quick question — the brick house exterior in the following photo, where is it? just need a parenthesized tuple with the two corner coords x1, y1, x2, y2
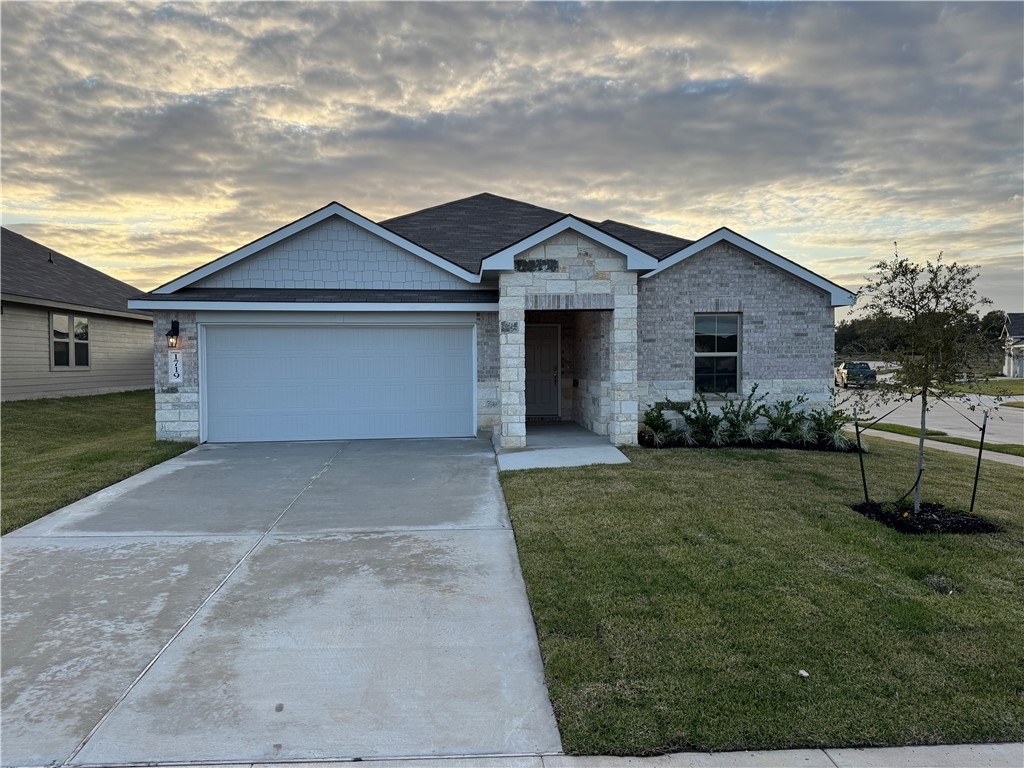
(130, 195, 854, 447)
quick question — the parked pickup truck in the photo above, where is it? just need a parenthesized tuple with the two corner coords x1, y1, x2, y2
(835, 361, 877, 388)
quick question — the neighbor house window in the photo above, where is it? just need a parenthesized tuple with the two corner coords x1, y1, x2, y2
(51, 313, 89, 369)
(694, 314, 739, 394)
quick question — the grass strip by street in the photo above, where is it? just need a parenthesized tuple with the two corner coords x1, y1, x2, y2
(926, 435, 1024, 457)
(1, 390, 195, 534)
(1000, 401, 1024, 409)
(946, 379, 1024, 397)
(861, 423, 1023, 458)
(501, 440, 1024, 755)
(863, 423, 947, 438)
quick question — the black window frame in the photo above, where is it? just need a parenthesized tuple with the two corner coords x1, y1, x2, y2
(694, 313, 740, 395)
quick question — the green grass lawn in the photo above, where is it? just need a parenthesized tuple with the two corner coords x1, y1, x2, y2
(947, 378, 1024, 397)
(1, 390, 195, 534)
(501, 441, 1024, 755)
(1001, 401, 1024, 409)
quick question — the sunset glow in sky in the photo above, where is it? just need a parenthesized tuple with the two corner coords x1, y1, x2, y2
(2, 1, 1022, 313)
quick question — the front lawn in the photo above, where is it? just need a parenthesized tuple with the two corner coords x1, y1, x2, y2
(1, 390, 195, 534)
(501, 440, 1024, 755)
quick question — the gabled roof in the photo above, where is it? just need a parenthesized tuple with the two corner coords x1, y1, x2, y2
(1, 227, 150, 318)
(1003, 313, 1024, 339)
(381, 193, 568, 272)
(141, 193, 853, 305)
(587, 219, 693, 259)
(152, 201, 480, 294)
(642, 226, 856, 307)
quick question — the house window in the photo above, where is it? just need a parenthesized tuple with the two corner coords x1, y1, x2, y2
(694, 314, 739, 394)
(52, 313, 89, 369)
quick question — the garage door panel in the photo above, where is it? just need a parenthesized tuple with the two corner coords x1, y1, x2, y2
(204, 325, 474, 442)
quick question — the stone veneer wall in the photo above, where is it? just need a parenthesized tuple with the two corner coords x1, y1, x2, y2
(476, 312, 501, 430)
(498, 233, 638, 449)
(152, 310, 201, 442)
(195, 217, 474, 291)
(572, 311, 612, 434)
(637, 242, 834, 409)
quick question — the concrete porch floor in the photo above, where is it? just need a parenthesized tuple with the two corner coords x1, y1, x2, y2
(495, 422, 631, 471)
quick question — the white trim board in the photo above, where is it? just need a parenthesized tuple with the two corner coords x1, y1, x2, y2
(641, 228, 856, 307)
(153, 202, 480, 293)
(479, 217, 659, 272)
(129, 300, 498, 312)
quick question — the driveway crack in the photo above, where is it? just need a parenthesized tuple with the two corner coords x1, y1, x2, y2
(59, 443, 349, 767)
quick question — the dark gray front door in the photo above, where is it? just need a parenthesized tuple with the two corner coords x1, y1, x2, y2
(525, 324, 560, 417)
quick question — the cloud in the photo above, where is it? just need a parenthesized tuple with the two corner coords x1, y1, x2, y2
(1, 1, 1020, 313)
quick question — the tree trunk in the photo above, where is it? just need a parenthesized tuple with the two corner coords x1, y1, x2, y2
(915, 388, 927, 515)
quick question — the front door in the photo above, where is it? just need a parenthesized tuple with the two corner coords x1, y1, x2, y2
(526, 324, 560, 417)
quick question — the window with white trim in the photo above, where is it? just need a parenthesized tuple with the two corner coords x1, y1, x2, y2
(694, 313, 739, 394)
(51, 313, 89, 369)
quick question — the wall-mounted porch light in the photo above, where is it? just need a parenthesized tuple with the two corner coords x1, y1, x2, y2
(166, 320, 180, 349)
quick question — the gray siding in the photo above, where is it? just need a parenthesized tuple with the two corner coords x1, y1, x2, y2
(1, 301, 153, 400)
(194, 216, 476, 291)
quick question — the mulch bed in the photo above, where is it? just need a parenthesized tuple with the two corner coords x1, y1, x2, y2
(851, 501, 1003, 535)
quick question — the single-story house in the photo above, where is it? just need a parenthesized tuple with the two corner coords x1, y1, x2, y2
(128, 193, 855, 447)
(1, 227, 153, 401)
(1001, 313, 1024, 378)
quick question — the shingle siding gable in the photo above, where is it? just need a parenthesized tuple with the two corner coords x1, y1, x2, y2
(194, 216, 476, 291)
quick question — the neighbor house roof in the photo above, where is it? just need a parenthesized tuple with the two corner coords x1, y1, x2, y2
(1003, 312, 1024, 340)
(1, 227, 150, 319)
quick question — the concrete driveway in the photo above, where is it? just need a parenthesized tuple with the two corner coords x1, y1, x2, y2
(1, 439, 561, 767)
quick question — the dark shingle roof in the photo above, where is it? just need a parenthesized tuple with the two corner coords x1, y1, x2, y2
(2, 227, 147, 315)
(139, 288, 498, 304)
(379, 193, 694, 272)
(588, 219, 692, 259)
(380, 193, 568, 272)
(1005, 313, 1024, 338)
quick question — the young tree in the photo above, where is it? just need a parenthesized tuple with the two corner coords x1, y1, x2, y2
(855, 244, 996, 514)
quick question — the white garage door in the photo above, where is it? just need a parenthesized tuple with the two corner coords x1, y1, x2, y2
(203, 324, 474, 442)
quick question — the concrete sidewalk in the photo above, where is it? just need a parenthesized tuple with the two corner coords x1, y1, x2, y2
(859, 428, 1023, 468)
(90, 742, 1023, 768)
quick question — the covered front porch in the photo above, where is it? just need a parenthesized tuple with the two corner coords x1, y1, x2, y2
(496, 304, 638, 450)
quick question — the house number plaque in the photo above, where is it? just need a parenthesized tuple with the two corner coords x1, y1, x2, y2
(168, 350, 183, 385)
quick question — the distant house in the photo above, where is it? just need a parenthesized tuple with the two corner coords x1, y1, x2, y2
(1002, 313, 1024, 379)
(1, 228, 153, 400)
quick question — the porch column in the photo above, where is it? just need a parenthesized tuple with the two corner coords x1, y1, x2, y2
(498, 297, 527, 449)
(609, 291, 639, 446)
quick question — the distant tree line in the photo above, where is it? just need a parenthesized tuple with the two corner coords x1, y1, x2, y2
(836, 309, 1008, 358)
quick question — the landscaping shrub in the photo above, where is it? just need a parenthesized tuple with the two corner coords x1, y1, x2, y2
(639, 390, 857, 452)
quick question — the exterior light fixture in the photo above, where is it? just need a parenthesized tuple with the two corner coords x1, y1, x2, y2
(166, 320, 180, 349)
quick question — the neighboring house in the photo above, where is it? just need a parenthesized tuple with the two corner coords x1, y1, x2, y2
(1, 228, 153, 400)
(1001, 313, 1024, 378)
(128, 193, 855, 447)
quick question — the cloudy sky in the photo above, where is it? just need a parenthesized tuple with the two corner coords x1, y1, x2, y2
(2, 1, 1022, 312)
